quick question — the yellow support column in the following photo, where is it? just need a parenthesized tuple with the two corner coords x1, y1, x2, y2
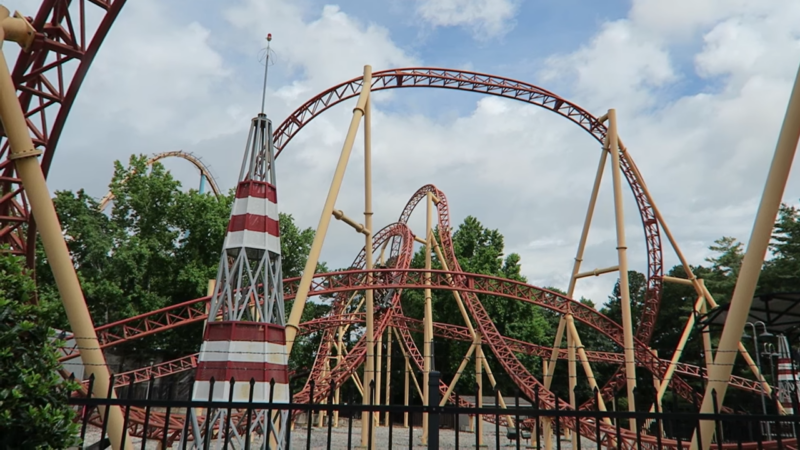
(375, 331, 383, 426)
(384, 328, 393, 426)
(284, 65, 372, 353)
(403, 353, 410, 428)
(476, 337, 484, 447)
(421, 191, 434, 445)
(607, 109, 638, 429)
(360, 77, 376, 449)
(693, 59, 800, 450)
(568, 316, 577, 446)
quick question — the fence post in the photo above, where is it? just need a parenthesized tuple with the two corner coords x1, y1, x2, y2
(428, 371, 440, 450)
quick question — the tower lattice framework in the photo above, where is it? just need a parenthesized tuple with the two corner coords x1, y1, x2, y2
(183, 112, 290, 449)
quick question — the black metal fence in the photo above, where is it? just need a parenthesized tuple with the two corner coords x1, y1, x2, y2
(67, 371, 800, 450)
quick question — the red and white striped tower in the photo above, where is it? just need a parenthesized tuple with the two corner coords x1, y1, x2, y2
(184, 34, 289, 449)
(776, 335, 799, 414)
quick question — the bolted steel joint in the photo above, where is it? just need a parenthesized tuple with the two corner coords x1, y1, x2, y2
(6, 145, 42, 160)
(0, 6, 35, 51)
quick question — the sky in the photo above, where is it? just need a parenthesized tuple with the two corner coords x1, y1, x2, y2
(4, 0, 800, 306)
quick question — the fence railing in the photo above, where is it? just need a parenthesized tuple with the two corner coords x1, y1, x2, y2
(67, 371, 800, 450)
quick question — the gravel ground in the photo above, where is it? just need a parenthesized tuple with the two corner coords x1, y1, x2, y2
(73, 422, 600, 449)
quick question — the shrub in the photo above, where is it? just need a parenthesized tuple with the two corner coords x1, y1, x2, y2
(0, 250, 79, 449)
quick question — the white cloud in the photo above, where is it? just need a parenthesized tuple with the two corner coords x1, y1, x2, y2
(695, 19, 766, 80)
(540, 19, 676, 113)
(82, 0, 238, 140)
(414, 0, 520, 39)
(223, 0, 418, 97)
(628, 0, 794, 41)
(42, 0, 419, 193)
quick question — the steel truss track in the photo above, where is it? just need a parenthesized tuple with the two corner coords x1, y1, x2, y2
(292, 222, 413, 406)
(61, 187, 742, 448)
(272, 68, 663, 351)
(271, 68, 665, 414)
(98, 313, 763, 395)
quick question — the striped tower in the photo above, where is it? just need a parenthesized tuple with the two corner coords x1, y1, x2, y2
(776, 335, 799, 414)
(183, 111, 290, 449)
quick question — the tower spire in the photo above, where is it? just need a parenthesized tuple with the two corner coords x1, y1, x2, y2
(260, 33, 273, 116)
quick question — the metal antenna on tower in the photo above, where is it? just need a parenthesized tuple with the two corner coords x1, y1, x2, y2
(260, 33, 273, 115)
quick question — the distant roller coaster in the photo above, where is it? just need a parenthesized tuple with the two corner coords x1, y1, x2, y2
(97, 150, 221, 211)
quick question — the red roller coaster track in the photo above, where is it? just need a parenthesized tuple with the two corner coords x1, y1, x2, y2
(271, 67, 664, 347)
(0, 4, 772, 447)
(59, 178, 727, 441)
(0, 17, 669, 415)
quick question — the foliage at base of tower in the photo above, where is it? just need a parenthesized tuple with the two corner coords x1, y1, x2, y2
(0, 250, 79, 449)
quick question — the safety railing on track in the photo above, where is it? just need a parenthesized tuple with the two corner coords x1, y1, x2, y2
(66, 371, 800, 450)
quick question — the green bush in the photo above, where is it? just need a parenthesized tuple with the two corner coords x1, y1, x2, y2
(0, 250, 79, 449)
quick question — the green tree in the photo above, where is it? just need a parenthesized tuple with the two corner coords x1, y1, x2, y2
(602, 270, 649, 332)
(0, 249, 79, 449)
(35, 155, 233, 360)
(760, 204, 800, 293)
(279, 212, 322, 279)
(703, 236, 745, 302)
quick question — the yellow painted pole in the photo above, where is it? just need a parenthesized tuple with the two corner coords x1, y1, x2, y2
(439, 343, 476, 406)
(565, 315, 611, 422)
(476, 345, 514, 427)
(652, 295, 704, 410)
(607, 109, 637, 429)
(568, 325, 577, 445)
(421, 191, 434, 444)
(361, 85, 376, 448)
(544, 148, 606, 449)
(475, 337, 484, 446)
(375, 331, 383, 426)
(699, 299, 714, 385)
(693, 59, 800, 450)
(403, 353, 410, 428)
(384, 328, 393, 426)
(284, 65, 372, 354)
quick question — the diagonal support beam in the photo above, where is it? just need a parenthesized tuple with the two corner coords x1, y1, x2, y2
(692, 59, 800, 450)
